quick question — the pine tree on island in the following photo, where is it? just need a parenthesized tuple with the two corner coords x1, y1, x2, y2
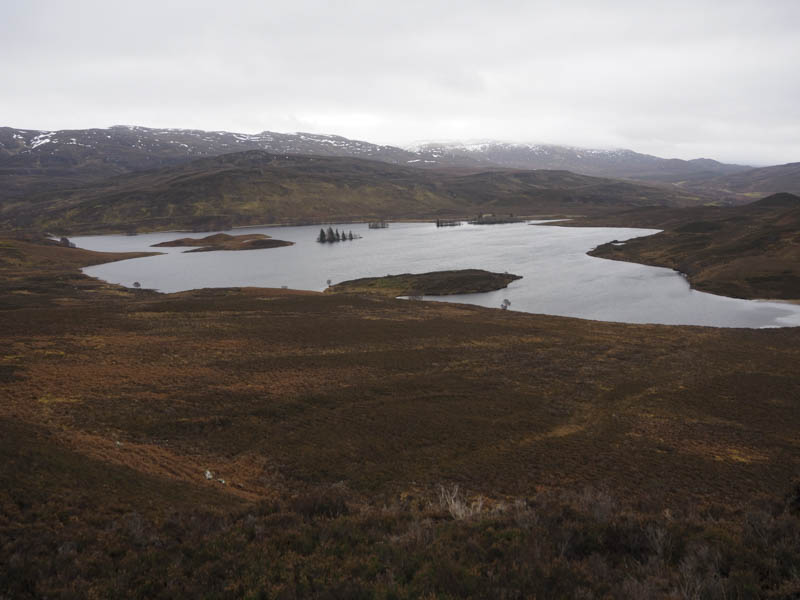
(317, 226, 360, 243)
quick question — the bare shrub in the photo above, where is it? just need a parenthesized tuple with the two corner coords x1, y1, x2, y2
(645, 524, 671, 561)
(677, 554, 703, 600)
(513, 498, 539, 529)
(620, 576, 663, 598)
(576, 486, 617, 522)
(557, 528, 572, 558)
(676, 543, 724, 600)
(438, 484, 484, 520)
(744, 509, 773, 547)
(389, 517, 434, 547)
(125, 511, 146, 544)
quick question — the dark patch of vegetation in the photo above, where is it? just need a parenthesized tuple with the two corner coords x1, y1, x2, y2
(292, 484, 351, 518)
(329, 269, 522, 296)
(0, 364, 20, 383)
(675, 220, 723, 233)
(469, 213, 525, 225)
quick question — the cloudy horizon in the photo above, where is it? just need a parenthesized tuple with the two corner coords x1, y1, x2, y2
(2, 0, 798, 166)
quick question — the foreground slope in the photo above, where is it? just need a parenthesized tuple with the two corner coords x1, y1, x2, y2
(1, 237, 799, 597)
(5, 242, 796, 502)
(3, 150, 707, 234)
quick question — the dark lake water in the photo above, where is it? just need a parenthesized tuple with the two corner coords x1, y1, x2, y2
(73, 221, 800, 328)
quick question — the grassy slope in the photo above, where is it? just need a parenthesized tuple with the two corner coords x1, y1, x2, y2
(556, 193, 800, 299)
(2, 151, 708, 234)
(0, 236, 160, 309)
(2, 238, 799, 597)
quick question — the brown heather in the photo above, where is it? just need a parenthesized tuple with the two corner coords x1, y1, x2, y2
(1, 236, 799, 598)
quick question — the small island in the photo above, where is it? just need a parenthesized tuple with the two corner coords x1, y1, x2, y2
(151, 233, 294, 253)
(316, 227, 361, 243)
(327, 269, 522, 297)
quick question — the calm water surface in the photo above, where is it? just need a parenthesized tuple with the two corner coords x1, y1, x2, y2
(73, 221, 800, 328)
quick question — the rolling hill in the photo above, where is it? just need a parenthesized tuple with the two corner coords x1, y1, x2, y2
(2, 150, 708, 234)
(700, 161, 800, 196)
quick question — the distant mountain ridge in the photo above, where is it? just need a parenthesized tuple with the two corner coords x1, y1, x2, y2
(0, 125, 430, 207)
(0, 125, 414, 165)
(407, 141, 752, 182)
(1, 125, 796, 210)
(0, 125, 751, 177)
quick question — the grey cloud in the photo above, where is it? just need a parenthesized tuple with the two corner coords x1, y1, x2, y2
(1, 0, 798, 165)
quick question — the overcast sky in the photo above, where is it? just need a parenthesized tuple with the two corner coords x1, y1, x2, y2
(2, 0, 798, 165)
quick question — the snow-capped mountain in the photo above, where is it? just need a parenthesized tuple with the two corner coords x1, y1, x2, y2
(1, 125, 750, 178)
(408, 141, 751, 182)
(0, 125, 419, 171)
(0, 125, 754, 207)
(0, 125, 445, 205)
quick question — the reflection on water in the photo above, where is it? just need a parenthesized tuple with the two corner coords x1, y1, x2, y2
(73, 221, 800, 328)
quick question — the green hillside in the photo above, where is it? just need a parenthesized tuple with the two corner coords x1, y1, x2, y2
(3, 151, 709, 234)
